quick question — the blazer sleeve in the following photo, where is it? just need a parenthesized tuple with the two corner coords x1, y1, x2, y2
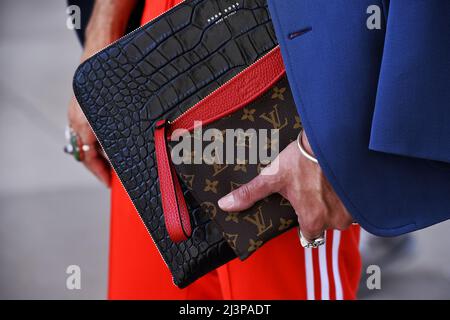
(369, 0, 450, 163)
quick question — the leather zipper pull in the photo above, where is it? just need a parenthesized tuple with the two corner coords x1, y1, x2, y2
(154, 119, 192, 242)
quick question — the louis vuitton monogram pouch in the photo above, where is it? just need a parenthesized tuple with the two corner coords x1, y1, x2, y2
(156, 48, 302, 260)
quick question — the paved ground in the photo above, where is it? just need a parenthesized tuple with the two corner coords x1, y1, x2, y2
(0, 0, 448, 300)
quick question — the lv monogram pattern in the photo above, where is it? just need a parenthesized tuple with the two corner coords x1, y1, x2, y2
(171, 76, 301, 259)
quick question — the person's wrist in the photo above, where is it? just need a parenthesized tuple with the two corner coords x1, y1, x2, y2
(85, 26, 124, 46)
(301, 130, 315, 156)
(81, 36, 120, 62)
(82, 14, 129, 61)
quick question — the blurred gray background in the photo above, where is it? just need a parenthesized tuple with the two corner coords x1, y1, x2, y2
(0, 0, 448, 300)
(0, 0, 109, 299)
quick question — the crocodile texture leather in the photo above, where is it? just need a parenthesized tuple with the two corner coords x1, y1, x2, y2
(73, 0, 278, 288)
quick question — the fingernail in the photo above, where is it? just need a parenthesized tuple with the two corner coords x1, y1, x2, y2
(218, 194, 235, 210)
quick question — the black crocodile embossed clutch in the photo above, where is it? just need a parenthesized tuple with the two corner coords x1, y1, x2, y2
(73, 0, 278, 288)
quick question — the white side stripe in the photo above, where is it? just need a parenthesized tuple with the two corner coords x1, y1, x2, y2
(332, 230, 343, 300)
(304, 247, 315, 300)
(318, 234, 330, 300)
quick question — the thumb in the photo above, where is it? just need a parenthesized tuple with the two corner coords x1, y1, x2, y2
(218, 174, 275, 212)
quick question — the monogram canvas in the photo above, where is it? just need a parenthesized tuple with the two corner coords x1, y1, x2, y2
(171, 76, 301, 259)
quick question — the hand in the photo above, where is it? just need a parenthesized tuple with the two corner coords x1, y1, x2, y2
(65, 0, 141, 187)
(217, 132, 353, 243)
(68, 96, 111, 187)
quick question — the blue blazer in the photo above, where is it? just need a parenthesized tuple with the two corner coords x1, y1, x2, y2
(268, 0, 450, 236)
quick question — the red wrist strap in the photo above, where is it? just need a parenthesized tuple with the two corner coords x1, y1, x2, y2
(154, 119, 192, 242)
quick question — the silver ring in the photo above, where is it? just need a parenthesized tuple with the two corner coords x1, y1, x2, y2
(63, 144, 90, 154)
(81, 144, 90, 152)
(297, 129, 318, 164)
(298, 228, 325, 248)
(64, 126, 90, 161)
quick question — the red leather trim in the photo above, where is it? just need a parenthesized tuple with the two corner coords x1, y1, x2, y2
(168, 47, 285, 139)
(154, 119, 192, 242)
